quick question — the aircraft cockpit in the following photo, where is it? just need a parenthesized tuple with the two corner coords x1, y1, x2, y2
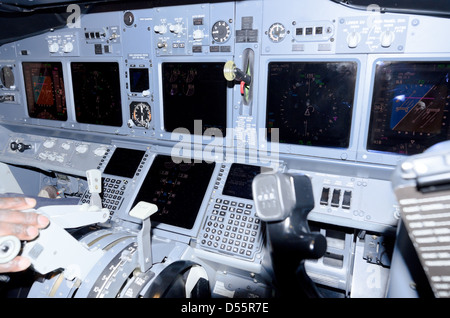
(0, 0, 450, 305)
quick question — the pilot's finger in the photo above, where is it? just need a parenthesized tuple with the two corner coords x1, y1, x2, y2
(0, 256, 31, 274)
(0, 210, 49, 229)
(0, 197, 36, 211)
(0, 222, 42, 241)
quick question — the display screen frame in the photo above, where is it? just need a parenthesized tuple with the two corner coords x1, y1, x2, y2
(358, 57, 450, 166)
(71, 61, 123, 127)
(222, 163, 270, 200)
(103, 147, 146, 179)
(129, 154, 216, 234)
(367, 60, 450, 156)
(160, 61, 229, 137)
(258, 57, 362, 162)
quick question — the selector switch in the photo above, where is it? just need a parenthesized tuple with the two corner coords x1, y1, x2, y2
(330, 189, 341, 207)
(342, 190, 352, 209)
(320, 187, 330, 205)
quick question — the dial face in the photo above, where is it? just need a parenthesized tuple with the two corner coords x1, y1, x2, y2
(268, 23, 286, 42)
(212, 20, 231, 43)
(0, 66, 14, 88)
(266, 62, 357, 148)
(130, 101, 151, 127)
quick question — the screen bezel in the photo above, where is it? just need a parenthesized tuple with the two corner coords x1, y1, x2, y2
(119, 152, 218, 238)
(71, 61, 123, 127)
(22, 61, 68, 122)
(153, 58, 232, 149)
(357, 55, 450, 166)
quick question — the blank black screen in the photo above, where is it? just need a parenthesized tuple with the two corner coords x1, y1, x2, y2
(103, 148, 145, 178)
(132, 155, 215, 229)
(222, 164, 264, 200)
(129, 68, 149, 92)
(162, 62, 227, 136)
(71, 62, 122, 127)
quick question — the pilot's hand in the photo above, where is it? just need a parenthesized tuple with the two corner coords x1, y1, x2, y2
(0, 197, 49, 273)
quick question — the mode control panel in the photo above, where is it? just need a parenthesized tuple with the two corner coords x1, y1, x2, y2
(336, 14, 409, 53)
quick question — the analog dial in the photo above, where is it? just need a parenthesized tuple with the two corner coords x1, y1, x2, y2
(268, 23, 286, 42)
(130, 101, 152, 127)
(212, 20, 231, 43)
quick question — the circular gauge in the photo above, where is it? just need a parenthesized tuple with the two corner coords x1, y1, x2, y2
(212, 20, 231, 43)
(130, 101, 152, 127)
(268, 23, 286, 42)
(0, 66, 14, 89)
(123, 11, 135, 26)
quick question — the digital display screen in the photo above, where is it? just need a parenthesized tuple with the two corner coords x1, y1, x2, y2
(266, 62, 357, 148)
(162, 62, 227, 136)
(132, 155, 215, 229)
(22, 62, 67, 121)
(129, 68, 149, 93)
(71, 62, 122, 127)
(367, 61, 450, 155)
(103, 148, 146, 178)
(223, 164, 268, 200)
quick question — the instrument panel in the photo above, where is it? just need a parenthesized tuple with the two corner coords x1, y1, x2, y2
(1, 0, 450, 299)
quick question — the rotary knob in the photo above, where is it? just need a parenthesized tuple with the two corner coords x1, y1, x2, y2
(75, 144, 89, 154)
(193, 29, 205, 41)
(154, 25, 168, 34)
(63, 42, 74, 53)
(346, 32, 361, 49)
(48, 42, 60, 53)
(169, 24, 182, 34)
(380, 30, 395, 48)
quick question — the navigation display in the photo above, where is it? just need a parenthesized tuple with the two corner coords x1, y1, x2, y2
(367, 61, 450, 155)
(22, 62, 67, 121)
(132, 155, 215, 229)
(71, 62, 122, 127)
(266, 61, 357, 148)
(162, 62, 227, 136)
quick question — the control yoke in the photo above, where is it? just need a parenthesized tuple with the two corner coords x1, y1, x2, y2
(252, 172, 327, 298)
